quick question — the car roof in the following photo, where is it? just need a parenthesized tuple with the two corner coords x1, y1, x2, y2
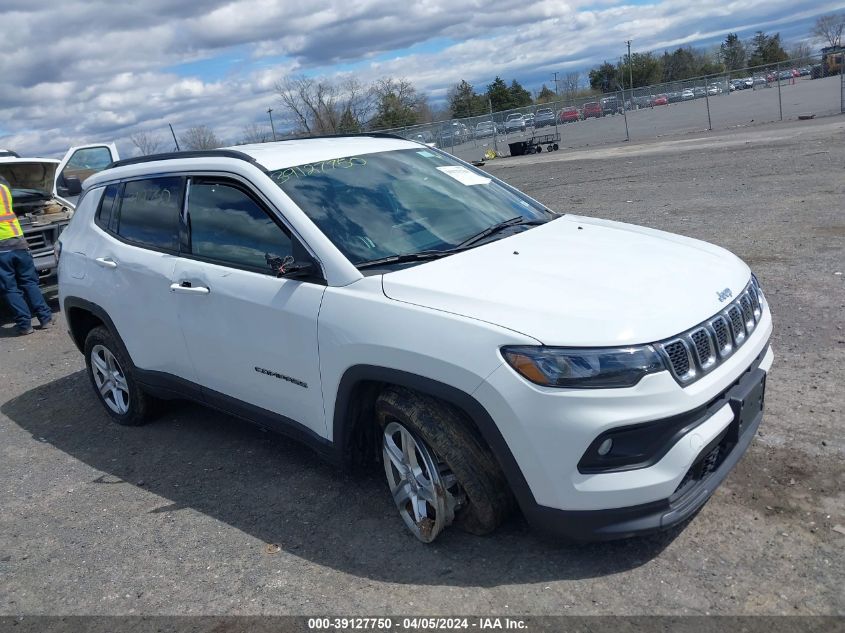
(86, 135, 428, 188)
(231, 136, 420, 171)
(0, 157, 60, 166)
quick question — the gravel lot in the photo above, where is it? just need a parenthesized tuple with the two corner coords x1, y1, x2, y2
(1, 116, 843, 617)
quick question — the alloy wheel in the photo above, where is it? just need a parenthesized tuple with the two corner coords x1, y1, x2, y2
(382, 421, 462, 542)
(90, 344, 130, 415)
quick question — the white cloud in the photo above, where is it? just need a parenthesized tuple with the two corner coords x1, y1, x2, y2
(0, 0, 836, 156)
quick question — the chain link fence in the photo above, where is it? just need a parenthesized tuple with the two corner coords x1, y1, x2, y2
(374, 55, 842, 162)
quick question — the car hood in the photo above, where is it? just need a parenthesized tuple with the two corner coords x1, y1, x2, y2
(0, 160, 58, 197)
(381, 215, 751, 346)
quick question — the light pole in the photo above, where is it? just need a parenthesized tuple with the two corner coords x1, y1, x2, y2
(552, 71, 559, 95)
(626, 40, 634, 105)
(267, 108, 277, 141)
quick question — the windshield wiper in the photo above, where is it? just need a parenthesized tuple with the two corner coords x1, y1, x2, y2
(458, 216, 547, 248)
(356, 249, 463, 270)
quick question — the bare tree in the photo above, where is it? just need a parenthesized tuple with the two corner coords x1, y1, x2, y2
(180, 126, 220, 150)
(812, 13, 844, 48)
(275, 75, 340, 134)
(129, 131, 162, 156)
(789, 41, 813, 61)
(239, 123, 271, 144)
(561, 72, 581, 101)
(275, 75, 376, 135)
(339, 77, 376, 129)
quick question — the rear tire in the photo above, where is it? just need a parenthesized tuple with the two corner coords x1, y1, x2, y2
(375, 387, 513, 542)
(84, 326, 155, 426)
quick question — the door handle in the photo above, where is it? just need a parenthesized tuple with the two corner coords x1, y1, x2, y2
(94, 257, 117, 269)
(170, 282, 210, 295)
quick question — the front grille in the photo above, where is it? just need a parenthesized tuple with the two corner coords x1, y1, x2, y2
(663, 340, 691, 378)
(690, 328, 715, 369)
(24, 226, 57, 255)
(710, 316, 731, 355)
(657, 279, 765, 386)
(25, 231, 47, 250)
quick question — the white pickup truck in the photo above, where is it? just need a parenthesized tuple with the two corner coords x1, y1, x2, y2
(0, 143, 119, 284)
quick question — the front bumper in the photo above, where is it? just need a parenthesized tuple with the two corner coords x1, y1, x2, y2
(521, 349, 769, 540)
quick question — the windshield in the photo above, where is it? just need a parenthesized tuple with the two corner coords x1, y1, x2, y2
(270, 148, 551, 265)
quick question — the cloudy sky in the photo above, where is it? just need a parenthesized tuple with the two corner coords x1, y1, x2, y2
(0, 0, 840, 157)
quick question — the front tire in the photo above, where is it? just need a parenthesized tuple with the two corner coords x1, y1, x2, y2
(84, 326, 155, 426)
(375, 387, 513, 542)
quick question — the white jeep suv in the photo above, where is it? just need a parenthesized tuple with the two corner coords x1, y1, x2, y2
(58, 135, 773, 542)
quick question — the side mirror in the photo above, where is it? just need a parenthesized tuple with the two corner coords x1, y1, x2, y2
(265, 254, 318, 280)
(58, 175, 82, 197)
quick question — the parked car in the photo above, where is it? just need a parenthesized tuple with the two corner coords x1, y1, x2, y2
(681, 89, 695, 101)
(0, 143, 119, 285)
(439, 122, 469, 147)
(558, 106, 580, 123)
(692, 86, 706, 98)
(523, 113, 535, 127)
(474, 121, 495, 139)
(534, 108, 556, 128)
(582, 101, 602, 118)
(667, 92, 683, 103)
(653, 94, 668, 106)
(408, 131, 434, 144)
(504, 113, 526, 133)
(707, 84, 723, 95)
(58, 136, 774, 543)
(633, 95, 654, 108)
(798, 67, 811, 76)
(600, 96, 622, 116)
(778, 70, 792, 80)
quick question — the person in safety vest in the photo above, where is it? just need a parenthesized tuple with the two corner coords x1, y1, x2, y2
(0, 175, 53, 335)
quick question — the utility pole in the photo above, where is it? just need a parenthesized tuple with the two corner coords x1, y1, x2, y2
(552, 71, 559, 95)
(626, 40, 634, 104)
(267, 108, 277, 141)
(488, 97, 498, 156)
(168, 123, 180, 151)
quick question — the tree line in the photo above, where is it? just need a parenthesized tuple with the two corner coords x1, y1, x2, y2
(128, 12, 843, 154)
(588, 13, 844, 94)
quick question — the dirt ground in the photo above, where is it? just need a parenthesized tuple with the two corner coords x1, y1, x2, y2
(0, 116, 843, 617)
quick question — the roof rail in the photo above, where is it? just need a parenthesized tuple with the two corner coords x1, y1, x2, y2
(107, 149, 266, 171)
(253, 132, 408, 142)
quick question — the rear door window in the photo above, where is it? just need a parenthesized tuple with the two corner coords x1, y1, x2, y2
(115, 177, 182, 252)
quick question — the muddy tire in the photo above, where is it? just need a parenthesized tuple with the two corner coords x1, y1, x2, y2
(375, 386, 514, 538)
(83, 326, 155, 426)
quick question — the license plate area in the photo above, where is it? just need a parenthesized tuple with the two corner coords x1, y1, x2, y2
(729, 369, 766, 440)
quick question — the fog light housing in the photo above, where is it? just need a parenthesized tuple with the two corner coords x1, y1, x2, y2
(597, 438, 613, 456)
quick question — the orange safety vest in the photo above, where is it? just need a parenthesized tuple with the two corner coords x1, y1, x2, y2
(0, 183, 24, 241)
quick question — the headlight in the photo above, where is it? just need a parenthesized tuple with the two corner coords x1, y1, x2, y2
(501, 345, 665, 389)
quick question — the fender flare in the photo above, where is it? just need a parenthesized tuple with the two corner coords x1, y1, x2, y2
(333, 365, 538, 514)
(63, 296, 132, 360)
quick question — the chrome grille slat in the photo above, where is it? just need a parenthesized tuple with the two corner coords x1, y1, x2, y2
(657, 280, 765, 386)
(709, 316, 732, 357)
(689, 327, 716, 370)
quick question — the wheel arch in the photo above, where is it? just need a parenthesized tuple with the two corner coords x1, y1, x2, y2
(333, 365, 537, 512)
(63, 297, 132, 364)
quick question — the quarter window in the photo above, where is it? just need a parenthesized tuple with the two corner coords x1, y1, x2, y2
(116, 177, 182, 251)
(96, 183, 119, 230)
(186, 181, 292, 273)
